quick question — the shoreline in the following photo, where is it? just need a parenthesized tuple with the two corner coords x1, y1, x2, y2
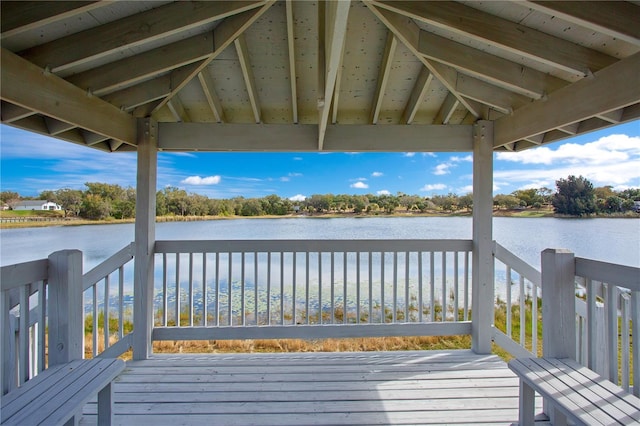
(1, 209, 637, 230)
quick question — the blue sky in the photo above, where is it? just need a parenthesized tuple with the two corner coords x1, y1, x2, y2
(1, 121, 638, 200)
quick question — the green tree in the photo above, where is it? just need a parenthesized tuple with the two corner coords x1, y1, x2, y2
(80, 194, 111, 220)
(552, 175, 597, 217)
(458, 193, 473, 211)
(55, 188, 83, 217)
(0, 191, 21, 206)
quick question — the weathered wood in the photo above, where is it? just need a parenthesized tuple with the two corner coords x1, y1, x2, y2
(83, 243, 134, 291)
(133, 118, 157, 360)
(48, 250, 83, 366)
(575, 257, 640, 291)
(472, 121, 494, 354)
(0, 259, 48, 291)
(493, 243, 541, 287)
(1, 358, 125, 426)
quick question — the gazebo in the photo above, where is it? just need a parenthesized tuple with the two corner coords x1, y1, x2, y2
(1, 1, 639, 424)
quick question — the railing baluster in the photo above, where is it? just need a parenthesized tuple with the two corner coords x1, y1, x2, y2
(441, 252, 447, 322)
(118, 266, 124, 338)
(215, 252, 220, 327)
(188, 253, 194, 327)
(506, 266, 512, 337)
(429, 251, 435, 322)
(393, 251, 398, 323)
(356, 252, 361, 323)
(228, 253, 232, 326)
(37, 281, 45, 373)
(203, 253, 207, 327)
(104, 274, 110, 351)
(19, 285, 28, 385)
(621, 293, 630, 392)
(162, 253, 168, 326)
(381, 252, 385, 323)
(241, 252, 245, 326)
(319, 252, 323, 324)
(464, 251, 469, 321)
(453, 252, 459, 321)
(532, 283, 538, 356)
(368, 251, 373, 324)
(306, 252, 310, 325)
(519, 275, 525, 346)
(606, 283, 618, 383)
(280, 252, 284, 326)
(632, 290, 639, 397)
(418, 252, 423, 323)
(292, 252, 297, 325)
(92, 282, 98, 357)
(267, 252, 272, 326)
(254, 252, 258, 326)
(175, 253, 181, 327)
(343, 252, 347, 324)
(404, 252, 409, 322)
(587, 279, 596, 370)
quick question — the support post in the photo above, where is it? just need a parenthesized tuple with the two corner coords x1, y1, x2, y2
(472, 120, 494, 354)
(541, 248, 576, 359)
(48, 250, 83, 366)
(133, 118, 157, 360)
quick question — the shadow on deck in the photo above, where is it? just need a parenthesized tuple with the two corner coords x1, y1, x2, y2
(80, 349, 544, 425)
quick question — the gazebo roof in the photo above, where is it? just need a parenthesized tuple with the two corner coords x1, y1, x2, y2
(1, 1, 639, 153)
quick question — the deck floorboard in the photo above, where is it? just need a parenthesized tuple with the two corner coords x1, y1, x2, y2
(80, 350, 543, 425)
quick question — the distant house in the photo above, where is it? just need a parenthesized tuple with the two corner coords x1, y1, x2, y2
(12, 200, 62, 211)
(633, 201, 640, 213)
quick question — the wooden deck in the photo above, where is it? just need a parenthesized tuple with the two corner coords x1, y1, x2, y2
(79, 350, 543, 425)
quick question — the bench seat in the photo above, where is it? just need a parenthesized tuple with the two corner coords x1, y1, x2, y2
(509, 357, 640, 426)
(1, 358, 125, 426)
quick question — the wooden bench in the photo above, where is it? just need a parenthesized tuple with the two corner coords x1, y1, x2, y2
(1, 358, 125, 426)
(509, 357, 640, 426)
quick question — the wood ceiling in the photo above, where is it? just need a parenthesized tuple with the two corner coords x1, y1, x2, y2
(1, 1, 639, 153)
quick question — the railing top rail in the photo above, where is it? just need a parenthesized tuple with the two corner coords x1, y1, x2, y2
(82, 242, 135, 290)
(0, 259, 48, 291)
(575, 257, 640, 291)
(154, 239, 473, 253)
(493, 242, 541, 287)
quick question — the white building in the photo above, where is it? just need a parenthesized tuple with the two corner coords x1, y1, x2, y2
(11, 200, 62, 211)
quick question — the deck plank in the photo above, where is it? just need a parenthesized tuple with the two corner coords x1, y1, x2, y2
(80, 350, 541, 425)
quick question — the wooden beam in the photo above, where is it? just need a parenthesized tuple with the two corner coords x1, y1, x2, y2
(526, 1, 640, 46)
(152, 2, 276, 115)
(0, 48, 136, 145)
(402, 67, 433, 124)
(331, 36, 347, 125)
(197, 71, 225, 123)
(494, 52, 640, 148)
(372, 0, 617, 76)
(318, 0, 351, 150)
(366, 3, 482, 118)
(433, 92, 459, 125)
(0, 102, 35, 123)
(234, 34, 261, 124)
(455, 74, 531, 115)
(285, 0, 299, 124)
(166, 97, 190, 123)
(370, 32, 398, 124)
(417, 31, 567, 99)
(158, 123, 474, 152)
(20, 1, 265, 73)
(67, 32, 215, 96)
(102, 76, 171, 111)
(1, 1, 106, 39)
(44, 117, 75, 136)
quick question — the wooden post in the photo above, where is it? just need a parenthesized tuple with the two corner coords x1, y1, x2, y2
(471, 120, 494, 354)
(48, 250, 83, 366)
(133, 118, 157, 360)
(542, 248, 576, 359)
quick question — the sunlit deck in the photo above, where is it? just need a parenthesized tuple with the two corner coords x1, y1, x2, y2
(80, 350, 541, 426)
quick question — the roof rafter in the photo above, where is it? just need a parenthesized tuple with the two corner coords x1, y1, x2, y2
(317, 0, 351, 150)
(370, 32, 398, 124)
(235, 34, 261, 124)
(20, 1, 266, 73)
(494, 51, 640, 148)
(456, 74, 531, 115)
(102, 75, 172, 111)
(1, 1, 107, 39)
(417, 31, 567, 99)
(197, 71, 225, 123)
(525, 1, 640, 46)
(402, 67, 433, 124)
(371, 0, 617, 76)
(152, 2, 276, 115)
(285, 0, 299, 124)
(67, 32, 215, 96)
(167, 97, 190, 123)
(365, 2, 482, 118)
(0, 47, 136, 145)
(433, 92, 458, 125)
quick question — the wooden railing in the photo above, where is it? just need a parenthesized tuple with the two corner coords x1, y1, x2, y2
(492, 246, 639, 397)
(0, 245, 135, 395)
(152, 239, 473, 341)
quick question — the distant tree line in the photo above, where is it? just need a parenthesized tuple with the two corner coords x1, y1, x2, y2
(1, 176, 638, 220)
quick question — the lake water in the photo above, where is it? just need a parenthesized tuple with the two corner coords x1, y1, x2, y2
(1, 217, 638, 269)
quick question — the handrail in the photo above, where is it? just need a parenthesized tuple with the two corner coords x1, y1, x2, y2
(153, 239, 473, 341)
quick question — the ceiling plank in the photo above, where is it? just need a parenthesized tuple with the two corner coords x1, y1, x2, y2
(0, 48, 136, 145)
(526, 1, 640, 46)
(372, 0, 617, 76)
(20, 1, 266, 73)
(235, 34, 261, 124)
(370, 32, 398, 124)
(1, 1, 106, 39)
(318, 0, 351, 150)
(403, 67, 433, 124)
(494, 52, 640, 148)
(366, 3, 482, 118)
(285, 0, 299, 124)
(67, 32, 215, 96)
(197, 71, 225, 123)
(152, 2, 276, 115)
(417, 31, 567, 99)
(158, 123, 473, 152)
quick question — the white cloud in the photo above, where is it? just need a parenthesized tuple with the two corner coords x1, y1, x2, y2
(293, 157, 303, 161)
(420, 183, 447, 192)
(371, 171, 384, 177)
(289, 194, 306, 201)
(451, 155, 473, 162)
(351, 181, 369, 189)
(404, 152, 416, 157)
(377, 190, 391, 195)
(433, 164, 451, 175)
(181, 175, 221, 185)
